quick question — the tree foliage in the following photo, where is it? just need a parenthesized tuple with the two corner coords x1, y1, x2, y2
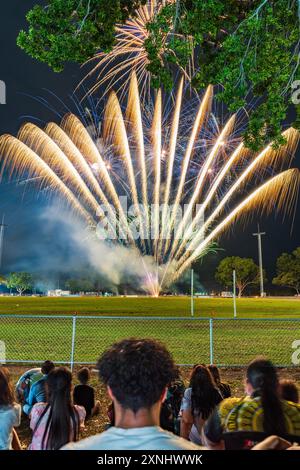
(145, 0, 300, 150)
(6, 272, 33, 295)
(273, 247, 300, 294)
(18, 1, 300, 150)
(17, 0, 147, 72)
(216, 256, 262, 297)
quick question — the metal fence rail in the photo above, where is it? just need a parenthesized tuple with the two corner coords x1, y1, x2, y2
(0, 315, 300, 368)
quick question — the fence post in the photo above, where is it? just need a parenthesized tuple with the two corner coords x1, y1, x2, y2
(70, 315, 77, 371)
(209, 318, 214, 364)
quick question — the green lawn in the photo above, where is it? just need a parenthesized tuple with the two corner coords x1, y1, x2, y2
(0, 296, 300, 366)
(0, 295, 300, 317)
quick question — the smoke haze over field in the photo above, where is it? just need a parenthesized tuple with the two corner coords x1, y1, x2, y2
(5, 202, 172, 294)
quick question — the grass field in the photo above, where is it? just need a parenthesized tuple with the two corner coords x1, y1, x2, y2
(6, 294, 299, 448)
(0, 295, 300, 317)
(1, 296, 300, 366)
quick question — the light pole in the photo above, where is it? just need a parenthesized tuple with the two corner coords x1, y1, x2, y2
(233, 269, 237, 318)
(253, 224, 266, 297)
(0, 215, 7, 270)
(191, 268, 194, 317)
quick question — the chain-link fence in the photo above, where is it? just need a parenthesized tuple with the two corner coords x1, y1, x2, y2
(0, 315, 300, 368)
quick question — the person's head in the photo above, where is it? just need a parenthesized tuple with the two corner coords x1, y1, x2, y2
(246, 357, 286, 435)
(190, 365, 220, 419)
(208, 365, 221, 386)
(279, 379, 299, 403)
(77, 367, 90, 385)
(97, 338, 178, 420)
(0, 367, 14, 406)
(36, 367, 79, 450)
(41, 360, 55, 375)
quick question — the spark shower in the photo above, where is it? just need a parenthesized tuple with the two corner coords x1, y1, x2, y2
(0, 72, 299, 296)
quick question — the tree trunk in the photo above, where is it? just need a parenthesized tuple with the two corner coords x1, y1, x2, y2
(237, 284, 243, 297)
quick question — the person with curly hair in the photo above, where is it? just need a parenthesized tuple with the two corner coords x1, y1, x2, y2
(63, 338, 202, 450)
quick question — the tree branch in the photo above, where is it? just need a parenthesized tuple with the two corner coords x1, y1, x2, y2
(76, 0, 91, 35)
(234, 0, 269, 35)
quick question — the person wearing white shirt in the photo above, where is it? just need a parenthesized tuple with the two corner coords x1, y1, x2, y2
(63, 338, 203, 451)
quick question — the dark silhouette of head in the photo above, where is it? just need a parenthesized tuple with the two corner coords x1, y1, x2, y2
(97, 338, 178, 413)
(41, 360, 55, 375)
(77, 367, 91, 385)
(279, 379, 299, 404)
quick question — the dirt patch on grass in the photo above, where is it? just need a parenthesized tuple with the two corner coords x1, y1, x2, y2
(6, 365, 300, 449)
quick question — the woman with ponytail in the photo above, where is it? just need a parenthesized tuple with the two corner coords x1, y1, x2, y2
(246, 358, 286, 436)
(29, 367, 86, 450)
(204, 357, 300, 449)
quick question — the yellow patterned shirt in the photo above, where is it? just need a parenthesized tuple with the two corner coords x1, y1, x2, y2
(204, 395, 300, 443)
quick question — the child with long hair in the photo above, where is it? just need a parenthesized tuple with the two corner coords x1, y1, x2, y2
(29, 367, 85, 450)
(180, 365, 223, 444)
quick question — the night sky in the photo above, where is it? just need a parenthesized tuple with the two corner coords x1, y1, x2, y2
(0, 1, 299, 290)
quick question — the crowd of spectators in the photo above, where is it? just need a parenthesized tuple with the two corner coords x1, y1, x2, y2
(1, 338, 300, 451)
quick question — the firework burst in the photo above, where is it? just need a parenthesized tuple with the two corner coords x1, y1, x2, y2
(0, 73, 299, 296)
(81, 0, 193, 100)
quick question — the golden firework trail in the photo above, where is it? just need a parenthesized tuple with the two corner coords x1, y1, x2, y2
(0, 73, 299, 296)
(80, 0, 193, 99)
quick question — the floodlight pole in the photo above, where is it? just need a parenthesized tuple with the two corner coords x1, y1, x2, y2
(233, 269, 237, 318)
(191, 268, 194, 317)
(253, 224, 266, 298)
(0, 215, 7, 270)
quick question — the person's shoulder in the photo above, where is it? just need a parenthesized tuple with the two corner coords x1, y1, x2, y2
(13, 402, 21, 413)
(156, 429, 203, 450)
(218, 396, 243, 414)
(32, 402, 47, 413)
(61, 428, 204, 451)
(61, 430, 112, 450)
(282, 399, 300, 413)
(183, 387, 191, 398)
(0, 403, 21, 415)
(75, 384, 92, 391)
(31, 376, 45, 388)
(220, 396, 241, 406)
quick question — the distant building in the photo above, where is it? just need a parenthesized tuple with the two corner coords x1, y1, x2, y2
(221, 291, 233, 298)
(0, 80, 6, 105)
(47, 289, 71, 297)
